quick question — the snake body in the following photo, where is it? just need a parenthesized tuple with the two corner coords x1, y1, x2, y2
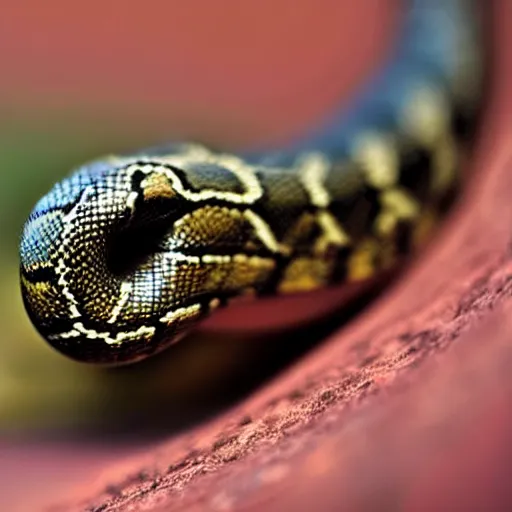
(20, 0, 485, 364)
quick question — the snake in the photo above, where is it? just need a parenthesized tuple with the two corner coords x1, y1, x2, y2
(19, 0, 486, 365)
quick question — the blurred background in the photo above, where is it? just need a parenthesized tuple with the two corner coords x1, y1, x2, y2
(0, 0, 398, 434)
(0, 1, 401, 509)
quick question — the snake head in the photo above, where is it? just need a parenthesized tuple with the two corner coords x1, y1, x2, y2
(19, 145, 276, 364)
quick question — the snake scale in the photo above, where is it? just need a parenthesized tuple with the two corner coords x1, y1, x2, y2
(19, 0, 486, 365)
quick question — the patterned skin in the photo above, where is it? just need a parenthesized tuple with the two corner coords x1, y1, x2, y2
(20, 0, 485, 364)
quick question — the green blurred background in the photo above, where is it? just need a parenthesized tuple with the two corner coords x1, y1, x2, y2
(0, 1, 397, 433)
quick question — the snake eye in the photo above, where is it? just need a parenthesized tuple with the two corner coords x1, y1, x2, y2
(106, 216, 170, 277)
(106, 175, 188, 277)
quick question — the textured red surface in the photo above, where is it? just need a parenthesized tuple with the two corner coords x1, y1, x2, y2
(4, 2, 512, 511)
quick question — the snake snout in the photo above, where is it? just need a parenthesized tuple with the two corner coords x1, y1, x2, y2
(19, 165, 203, 364)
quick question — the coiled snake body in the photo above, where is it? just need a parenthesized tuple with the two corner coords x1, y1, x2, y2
(20, 1, 485, 364)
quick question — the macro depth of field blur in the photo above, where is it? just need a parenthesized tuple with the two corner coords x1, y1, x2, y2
(0, 1, 398, 433)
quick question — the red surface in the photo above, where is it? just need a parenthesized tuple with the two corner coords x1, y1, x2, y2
(3, 1, 512, 511)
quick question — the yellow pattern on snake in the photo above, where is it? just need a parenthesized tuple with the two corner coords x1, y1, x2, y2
(19, 0, 486, 364)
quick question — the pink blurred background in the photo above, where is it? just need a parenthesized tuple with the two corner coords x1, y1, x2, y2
(0, 2, 400, 511)
(1, 1, 398, 146)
